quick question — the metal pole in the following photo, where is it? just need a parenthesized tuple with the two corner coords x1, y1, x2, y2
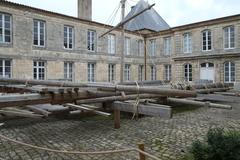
(120, 0, 126, 83)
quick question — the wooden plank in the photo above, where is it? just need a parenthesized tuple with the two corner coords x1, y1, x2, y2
(64, 103, 111, 117)
(112, 101, 172, 119)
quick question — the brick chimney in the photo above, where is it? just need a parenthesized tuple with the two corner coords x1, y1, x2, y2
(78, 0, 92, 21)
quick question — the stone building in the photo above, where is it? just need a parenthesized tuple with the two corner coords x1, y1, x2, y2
(0, 0, 239, 83)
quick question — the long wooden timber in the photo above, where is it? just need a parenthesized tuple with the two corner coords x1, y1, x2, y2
(167, 98, 232, 110)
(112, 101, 172, 119)
(196, 88, 230, 94)
(76, 94, 163, 104)
(98, 85, 197, 98)
(64, 103, 111, 117)
(0, 110, 44, 118)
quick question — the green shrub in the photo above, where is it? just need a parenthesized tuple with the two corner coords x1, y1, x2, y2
(190, 128, 240, 160)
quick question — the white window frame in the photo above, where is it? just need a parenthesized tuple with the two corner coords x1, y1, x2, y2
(150, 65, 157, 81)
(64, 26, 74, 49)
(149, 39, 156, 56)
(87, 30, 96, 51)
(224, 26, 235, 49)
(138, 65, 144, 81)
(202, 30, 212, 51)
(183, 33, 192, 54)
(108, 64, 115, 82)
(138, 40, 144, 56)
(165, 65, 171, 81)
(124, 64, 131, 81)
(33, 20, 45, 47)
(164, 37, 171, 56)
(125, 37, 131, 55)
(33, 61, 46, 80)
(0, 59, 11, 78)
(88, 63, 95, 82)
(0, 13, 11, 43)
(64, 62, 74, 81)
(224, 61, 235, 83)
(108, 34, 116, 54)
(184, 64, 192, 82)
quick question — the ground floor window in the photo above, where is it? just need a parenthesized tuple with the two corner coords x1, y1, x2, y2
(0, 59, 11, 78)
(184, 64, 192, 82)
(150, 65, 157, 81)
(64, 62, 73, 81)
(165, 64, 171, 81)
(88, 63, 95, 82)
(138, 65, 144, 81)
(108, 64, 115, 82)
(124, 64, 131, 81)
(224, 61, 235, 83)
(33, 61, 46, 80)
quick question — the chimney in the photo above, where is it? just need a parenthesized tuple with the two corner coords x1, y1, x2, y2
(78, 0, 92, 21)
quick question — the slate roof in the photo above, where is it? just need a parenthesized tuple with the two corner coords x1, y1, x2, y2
(124, 0, 170, 32)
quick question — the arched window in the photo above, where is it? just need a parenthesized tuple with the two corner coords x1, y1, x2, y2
(224, 61, 235, 83)
(184, 64, 192, 82)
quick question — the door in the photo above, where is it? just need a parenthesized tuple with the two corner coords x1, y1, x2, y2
(200, 63, 214, 82)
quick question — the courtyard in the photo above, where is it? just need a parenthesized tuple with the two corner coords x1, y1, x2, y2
(0, 95, 239, 160)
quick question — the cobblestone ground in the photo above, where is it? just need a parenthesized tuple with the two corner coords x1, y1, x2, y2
(0, 98, 239, 160)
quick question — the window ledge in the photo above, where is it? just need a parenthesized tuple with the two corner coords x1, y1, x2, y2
(0, 43, 13, 48)
(33, 45, 46, 50)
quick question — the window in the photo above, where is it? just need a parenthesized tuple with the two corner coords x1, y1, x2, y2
(224, 61, 235, 83)
(108, 64, 115, 82)
(124, 64, 131, 81)
(33, 20, 45, 46)
(125, 37, 131, 55)
(202, 30, 212, 51)
(224, 26, 235, 49)
(88, 63, 95, 82)
(138, 65, 144, 81)
(183, 33, 192, 53)
(164, 37, 171, 56)
(165, 65, 171, 81)
(87, 30, 96, 51)
(150, 65, 157, 81)
(33, 61, 46, 80)
(108, 34, 115, 54)
(64, 26, 73, 49)
(0, 59, 11, 78)
(64, 62, 73, 81)
(149, 39, 156, 56)
(184, 64, 192, 82)
(138, 40, 144, 56)
(0, 13, 11, 43)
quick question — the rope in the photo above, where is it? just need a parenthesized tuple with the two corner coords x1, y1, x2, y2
(131, 81, 140, 120)
(0, 133, 161, 160)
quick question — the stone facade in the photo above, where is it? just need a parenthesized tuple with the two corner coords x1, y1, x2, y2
(0, 1, 240, 83)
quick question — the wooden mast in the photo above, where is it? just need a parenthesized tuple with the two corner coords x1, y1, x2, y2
(120, 0, 126, 83)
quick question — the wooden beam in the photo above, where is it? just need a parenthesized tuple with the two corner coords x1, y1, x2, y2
(114, 109, 120, 129)
(64, 103, 111, 117)
(25, 105, 51, 117)
(112, 101, 172, 119)
(0, 110, 44, 118)
(98, 85, 197, 98)
(168, 98, 232, 110)
(76, 94, 162, 104)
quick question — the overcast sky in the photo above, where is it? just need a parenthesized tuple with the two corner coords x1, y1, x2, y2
(7, 0, 240, 27)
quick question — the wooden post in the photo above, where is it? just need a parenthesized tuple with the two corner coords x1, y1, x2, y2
(138, 143, 145, 160)
(114, 109, 120, 129)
